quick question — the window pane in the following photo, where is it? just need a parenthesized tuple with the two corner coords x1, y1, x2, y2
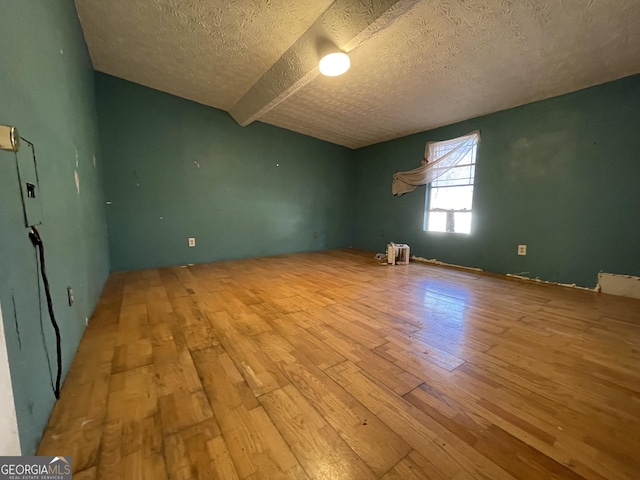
(424, 133, 478, 235)
(454, 211, 472, 234)
(429, 186, 474, 211)
(432, 145, 453, 157)
(433, 164, 474, 187)
(427, 211, 447, 232)
(427, 211, 472, 234)
(431, 142, 475, 164)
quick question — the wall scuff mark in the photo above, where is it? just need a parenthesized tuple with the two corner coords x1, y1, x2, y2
(11, 292, 21, 350)
(411, 255, 603, 293)
(506, 273, 597, 292)
(411, 255, 483, 272)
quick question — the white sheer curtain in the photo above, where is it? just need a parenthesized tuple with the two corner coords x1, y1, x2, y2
(392, 130, 480, 196)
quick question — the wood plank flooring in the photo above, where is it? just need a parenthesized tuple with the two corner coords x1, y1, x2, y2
(37, 249, 640, 479)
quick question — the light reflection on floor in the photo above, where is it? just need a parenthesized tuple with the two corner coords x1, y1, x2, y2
(413, 278, 475, 359)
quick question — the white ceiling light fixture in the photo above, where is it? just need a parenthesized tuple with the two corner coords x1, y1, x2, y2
(319, 50, 350, 77)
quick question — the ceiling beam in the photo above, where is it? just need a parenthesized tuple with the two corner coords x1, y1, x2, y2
(229, 0, 420, 127)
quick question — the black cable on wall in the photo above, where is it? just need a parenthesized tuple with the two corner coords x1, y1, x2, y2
(28, 226, 62, 399)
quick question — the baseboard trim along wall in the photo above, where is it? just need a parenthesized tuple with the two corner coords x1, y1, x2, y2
(598, 273, 640, 300)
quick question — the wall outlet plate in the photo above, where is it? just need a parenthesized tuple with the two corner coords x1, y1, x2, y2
(188, 237, 196, 247)
(518, 244, 527, 256)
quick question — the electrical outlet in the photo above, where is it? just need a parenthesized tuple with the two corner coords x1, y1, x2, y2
(313, 232, 318, 238)
(67, 287, 74, 306)
(518, 244, 527, 256)
(85, 317, 89, 326)
(188, 237, 196, 247)
(380, 231, 384, 236)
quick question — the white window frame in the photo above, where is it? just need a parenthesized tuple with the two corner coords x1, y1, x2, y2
(424, 135, 478, 234)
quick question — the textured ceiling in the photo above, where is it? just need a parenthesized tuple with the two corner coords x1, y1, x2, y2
(76, 0, 640, 149)
(76, 0, 334, 110)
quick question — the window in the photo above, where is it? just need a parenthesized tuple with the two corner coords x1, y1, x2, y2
(424, 134, 478, 234)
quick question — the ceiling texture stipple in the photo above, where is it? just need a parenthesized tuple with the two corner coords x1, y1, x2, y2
(76, 0, 640, 149)
(229, 0, 421, 126)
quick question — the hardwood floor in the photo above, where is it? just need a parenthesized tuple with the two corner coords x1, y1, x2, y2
(37, 249, 640, 479)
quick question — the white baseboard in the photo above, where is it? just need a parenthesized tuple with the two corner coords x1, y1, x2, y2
(598, 273, 640, 300)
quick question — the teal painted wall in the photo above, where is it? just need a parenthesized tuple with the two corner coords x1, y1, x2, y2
(353, 74, 640, 288)
(95, 73, 354, 271)
(0, 0, 110, 453)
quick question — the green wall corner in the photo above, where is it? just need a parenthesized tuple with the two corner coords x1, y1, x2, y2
(95, 73, 354, 271)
